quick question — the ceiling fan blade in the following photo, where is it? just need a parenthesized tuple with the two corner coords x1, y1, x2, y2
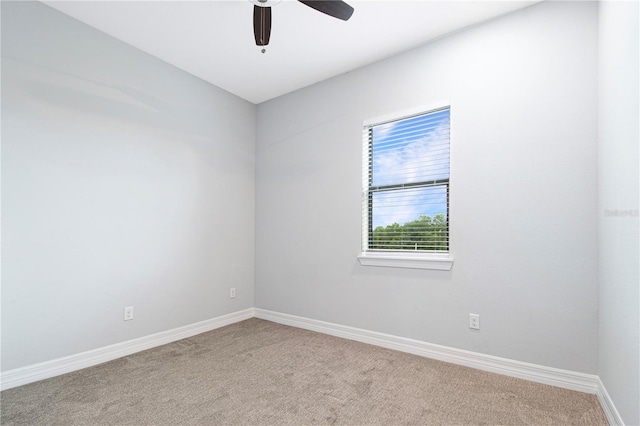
(253, 5, 272, 46)
(298, 1, 354, 21)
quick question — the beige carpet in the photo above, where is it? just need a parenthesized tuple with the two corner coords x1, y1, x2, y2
(1, 318, 607, 425)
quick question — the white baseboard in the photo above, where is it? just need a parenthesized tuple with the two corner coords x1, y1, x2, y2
(0, 308, 255, 391)
(254, 308, 600, 395)
(597, 377, 625, 425)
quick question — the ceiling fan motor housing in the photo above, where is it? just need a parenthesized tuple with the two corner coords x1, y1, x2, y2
(252, 0, 354, 47)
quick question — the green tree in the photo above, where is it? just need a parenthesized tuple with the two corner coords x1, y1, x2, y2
(371, 214, 447, 251)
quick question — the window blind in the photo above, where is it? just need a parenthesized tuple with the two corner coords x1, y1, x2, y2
(363, 107, 450, 252)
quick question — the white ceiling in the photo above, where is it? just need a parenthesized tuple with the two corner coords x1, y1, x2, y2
(43, 0, 540, 104)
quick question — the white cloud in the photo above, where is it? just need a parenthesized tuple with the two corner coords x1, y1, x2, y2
(373, 119, 449, 186)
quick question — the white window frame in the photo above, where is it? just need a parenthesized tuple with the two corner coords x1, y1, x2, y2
(358, 105, 454, 271)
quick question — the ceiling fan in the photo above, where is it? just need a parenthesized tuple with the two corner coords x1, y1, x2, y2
(252, 0, 354, 47)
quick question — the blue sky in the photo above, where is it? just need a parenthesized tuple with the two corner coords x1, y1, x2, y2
(371, 109, 450, 228)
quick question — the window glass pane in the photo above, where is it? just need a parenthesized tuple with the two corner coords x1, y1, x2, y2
(372, 109, 450, 187)
(370, 185, 448, 251)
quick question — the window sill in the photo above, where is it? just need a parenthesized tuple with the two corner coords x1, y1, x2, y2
(357, 252, 453, 271)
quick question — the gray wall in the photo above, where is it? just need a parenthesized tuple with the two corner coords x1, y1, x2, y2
(255, 1, 600, 374)
(1, 1, 256, 371)
(597, 1, 640, 424)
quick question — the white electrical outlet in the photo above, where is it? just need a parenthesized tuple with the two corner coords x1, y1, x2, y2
(230, 288, 236, 299)
(469, 313, 480, 330)
(124, 306, 134, 321)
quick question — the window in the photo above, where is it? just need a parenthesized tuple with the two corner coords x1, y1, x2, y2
(358, 107, 453, 270)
